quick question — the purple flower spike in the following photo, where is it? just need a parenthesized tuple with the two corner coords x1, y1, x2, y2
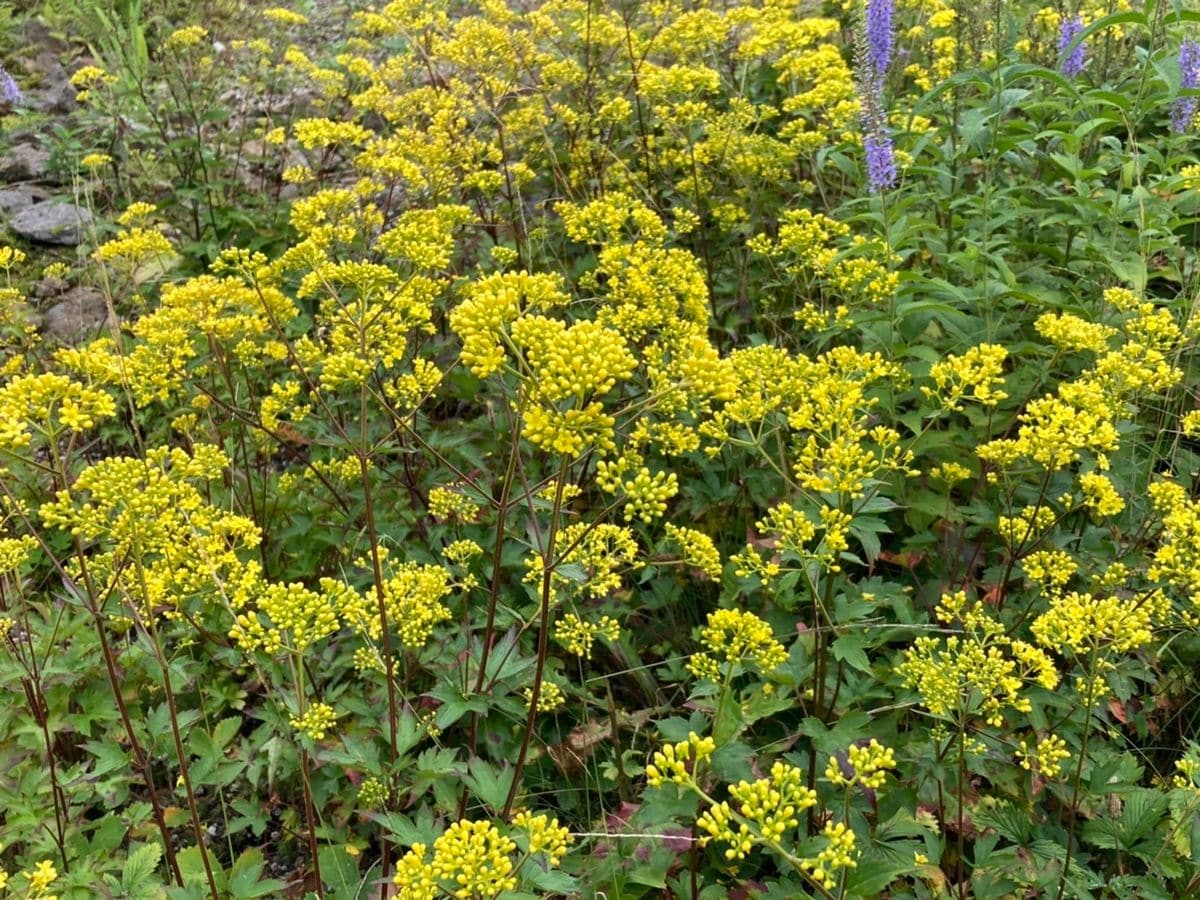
(865, 0, 895, 85)
(1173, 39, 1200, 134)
(0, 66, 21, 106)
(865, 129, 898, 193)
(1059, 17, 1086, 78)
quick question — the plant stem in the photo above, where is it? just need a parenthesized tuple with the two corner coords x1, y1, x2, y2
(503, 456, 571, 817)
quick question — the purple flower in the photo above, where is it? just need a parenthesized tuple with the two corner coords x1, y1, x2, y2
(865, 0, 895, 85)
(864, 129, 898, 192)
(0, 66, 20, 106)
(1058, 17, 1086, 78)
(1173, 39, 1200, 133)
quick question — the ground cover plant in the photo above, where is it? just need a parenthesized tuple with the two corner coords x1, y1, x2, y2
(3, 0, 1200, 896)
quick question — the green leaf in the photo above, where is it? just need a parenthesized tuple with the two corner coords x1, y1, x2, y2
(831, 633, 873, 674)
(228, 848, 286, 899)
(123, 843, 163, 894)
(463, 758, 514, 811)
(317, 845, 363, 900)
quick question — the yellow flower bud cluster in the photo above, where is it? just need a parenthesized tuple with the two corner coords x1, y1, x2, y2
(293, 117, 373, 149)
(290, 702, 337, 741)
(451, 271, 570, 378)
(981, 288, 1183, 477)
(664, 524, 722, 580)
(1031, 589, 1167, 658)
(428, 485, 480, 521)
(924, 343, 1008, 411)
(264, 7, 310, 25)
(0, 373, 115, 450)
(1017, 734, 1070, 779)
(374, 204, 474, 270)
(526, 522, 639, 600)
(40, 445, 261, 621)
(0, 535, 38, 576)
(340, 561, 453, 649)
(1078, 472, 1125, 517)
(899, 592, 1059, 727)
(231, 580, 341, 656)
(512, 811, 572, 866)
(645, 731, 715, 787)
(597, 456, 679, 522)
(696, 761, 818, 860)
(553, 612, 620, 659)
(687, 608, 788, 680)
(824, 739, 897, 790)
(1021, 549, 1078, 593)
(801, 820, 858, 889)
(394, 820, 518, 899)
(1035, 312, 1117, 355)
(94, 225, 173, 269)
(512, 317, 636, 456)
(164, 25, 208, 50)
(524, 679, 565, 712)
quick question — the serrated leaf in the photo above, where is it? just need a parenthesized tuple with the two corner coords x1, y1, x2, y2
(123, 842, 163, 891)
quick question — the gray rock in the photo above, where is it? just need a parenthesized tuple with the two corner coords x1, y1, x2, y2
(32, 274, 69, 298)
(9, 201, 93, 245)
(0, 184, 49, 216)
(42, 287, 114, 342)
(0, 143, 51, 182)
(31, 79, 75, 115)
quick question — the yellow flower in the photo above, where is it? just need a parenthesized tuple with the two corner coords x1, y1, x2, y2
(164, 25, 208, 50)
(512, 811, 572, 866)
(646, 731, 716, 787)
(688, 608, 787, 678)
(825, 739, 897, 790)
(290, 702, 338, 741)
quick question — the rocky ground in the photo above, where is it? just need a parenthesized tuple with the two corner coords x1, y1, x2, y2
(2, 19, 110, 344)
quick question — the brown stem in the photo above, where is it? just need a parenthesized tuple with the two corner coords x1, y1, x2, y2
(502, 457, 571, 817)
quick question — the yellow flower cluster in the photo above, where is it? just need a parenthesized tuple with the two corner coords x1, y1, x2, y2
(375, 204, 474, 270)
(646, 731, 716, 788)
(688, 608, 788, 680)
(980, 287, 1183, 476)
(526, 522, 640, 600)
(340, 561, 453, 649)
(899, 591, 1058, 726)
(1079, 472, 1125, 517)
(451, 271, 570, 379)
(1031, 589, 1167, 658)
(231, 580, 341, 656)
(394, 820, 518, 899)
(512, 811, 572, 866)
(0, 373, 116, 450)
(825, 739, 897, 790)
(664, 524, 722, 580)
(596, 457, 678, 522)
(524, 679, 566, 712)
(696, 761, 817, 859)
(0, 535, 37, 576)
(802, 820, 858, 889)
(513, 317, 636, 456)
(164, 25, 208, 50)
(290, 702, 337, 741)
(40, 445, 261, 621)
(427, 485, 480, 521)
(925, 343, 1008, 411)
(19, 859, 57, 899)
(1017, 734, 1070, 779)
(1036, 312, 1117, 355)
(553, 613, 620, 659)
(1149, 479, 1200, 609)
